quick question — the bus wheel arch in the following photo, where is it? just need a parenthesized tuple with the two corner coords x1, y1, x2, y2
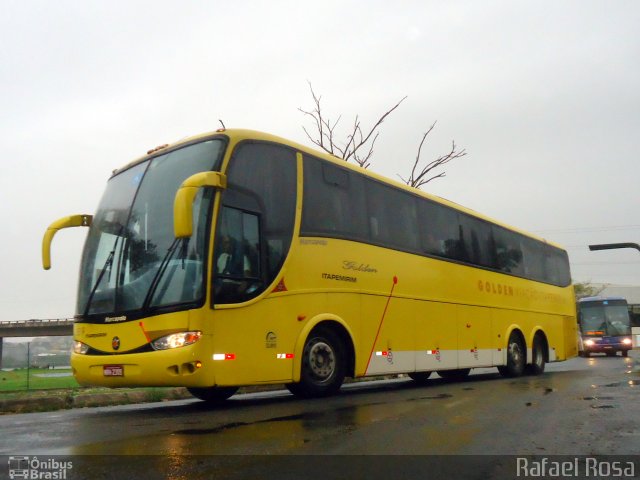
(498, 328, 526, 378)
(287, 318, 355, 398)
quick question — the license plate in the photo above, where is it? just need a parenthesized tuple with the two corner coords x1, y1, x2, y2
(103, 365, 124, 377)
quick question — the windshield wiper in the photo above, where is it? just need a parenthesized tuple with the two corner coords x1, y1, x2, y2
(83, 236, 120, 317)
(142, 237, 185, 308)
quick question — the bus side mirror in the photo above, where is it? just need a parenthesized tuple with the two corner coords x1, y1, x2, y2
(42, 214, 93, 270)
(174, 171, 227, 238)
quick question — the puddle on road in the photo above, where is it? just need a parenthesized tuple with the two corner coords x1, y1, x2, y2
(173, 392, 456, 437)
(602, 380, 640, 387)
(408, 393, 453, 401)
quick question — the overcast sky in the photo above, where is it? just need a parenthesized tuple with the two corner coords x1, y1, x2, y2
(1, 1, 639, 321)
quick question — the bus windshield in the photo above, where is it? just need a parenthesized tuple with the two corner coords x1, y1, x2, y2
(77, 139, 225, 319)
(579, 302, 631, 336)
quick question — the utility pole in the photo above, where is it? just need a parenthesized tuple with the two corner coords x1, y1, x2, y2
(589, 242, 640, 348)
(26, 342, 30, 391)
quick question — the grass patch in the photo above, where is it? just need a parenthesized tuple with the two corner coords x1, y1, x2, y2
(0, 368, 80, 392)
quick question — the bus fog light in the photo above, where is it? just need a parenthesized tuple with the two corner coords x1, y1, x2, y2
(152, 331, 202, 350)
(622, 338, 632, 345)
(584, 340, 595, 347)
(73, 341, 89, 354)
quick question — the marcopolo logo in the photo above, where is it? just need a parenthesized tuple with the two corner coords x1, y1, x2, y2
(8, 456, 73, 479)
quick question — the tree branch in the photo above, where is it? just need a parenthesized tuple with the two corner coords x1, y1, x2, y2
(299, 82, 466, 185)
(299, 81, 406, 167)
(402, 136, 467, 189)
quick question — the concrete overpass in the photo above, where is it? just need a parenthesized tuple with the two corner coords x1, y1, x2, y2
(0, 318, 73, 369)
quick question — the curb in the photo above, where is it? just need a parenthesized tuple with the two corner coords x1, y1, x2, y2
(0, 387, 193, 415)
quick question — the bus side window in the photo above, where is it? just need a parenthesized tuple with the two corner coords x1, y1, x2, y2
(217, 142, 297, 305)
(213, 206, 262, 303)
(418, 200, 461, 260)
(459, 214, 495, 267)
(301, 157, 368, 241)
(493, 226, 524, 275)
(521, 237, 545, 282)
(364, 179, 419, 252)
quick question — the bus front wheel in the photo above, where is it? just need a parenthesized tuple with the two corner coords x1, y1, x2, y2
(286, 327, 346, 398)
(187, 386, 239, 403)
(498, 332, 526, 377)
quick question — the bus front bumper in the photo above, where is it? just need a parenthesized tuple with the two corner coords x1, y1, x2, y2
(583, 337, 633, 354)
(71, 344, 214, 388)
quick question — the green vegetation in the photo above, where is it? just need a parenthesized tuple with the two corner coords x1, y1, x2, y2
(0, 368, 80, 392)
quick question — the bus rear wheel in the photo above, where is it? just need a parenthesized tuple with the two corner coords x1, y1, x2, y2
(187, 386, 239, 403)
(286, 327, 346, 398)
(498, 332, 525, 377)
(525, 335, 546, 375)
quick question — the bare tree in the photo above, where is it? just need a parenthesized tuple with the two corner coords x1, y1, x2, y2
(299, 82, 466, 186)
(298, 82, 405, 169)
(398, 121, 467, 189)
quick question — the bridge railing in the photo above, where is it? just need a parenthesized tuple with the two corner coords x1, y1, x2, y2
(0, 318, 74, 328)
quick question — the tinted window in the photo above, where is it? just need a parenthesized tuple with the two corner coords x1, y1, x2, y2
(521, 237, 545, 282)
(417, 201, 463, 260)
(215, 142, 296, 304)
(544, 246, 571, 286)
(460, 214, 495, 267)
(300, 155, 571, 287)
(366, 179, 419, 251)
(493, 226, 524, 275)
(301, 157, 368, 241)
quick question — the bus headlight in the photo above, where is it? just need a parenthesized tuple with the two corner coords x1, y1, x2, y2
(151, 331, 202, 350)
(584, 339, 595, 347)
(73, 341, 90, 354)
(622, 338, 632, 345)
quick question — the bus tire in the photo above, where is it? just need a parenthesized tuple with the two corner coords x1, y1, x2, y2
(525, 335, 546, 375)
(437, 368, 470, 380)
(187, 386, 238, 402)
(408, 371, 432, 383)
(498, 332, 526, 377)
(622, 350, 629, 357)
(286, 327, 346, 398)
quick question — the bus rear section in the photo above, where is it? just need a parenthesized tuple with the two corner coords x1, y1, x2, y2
(577, 296, 632, 357)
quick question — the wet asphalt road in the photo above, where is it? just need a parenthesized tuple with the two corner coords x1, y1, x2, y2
(1, 353, 638, 478)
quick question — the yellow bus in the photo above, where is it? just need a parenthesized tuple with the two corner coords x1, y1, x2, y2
(42, 128, 577, 401)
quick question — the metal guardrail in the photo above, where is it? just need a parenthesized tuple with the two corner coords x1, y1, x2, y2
(0, 318, 74, 338)
(0, 318, 74, 327)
